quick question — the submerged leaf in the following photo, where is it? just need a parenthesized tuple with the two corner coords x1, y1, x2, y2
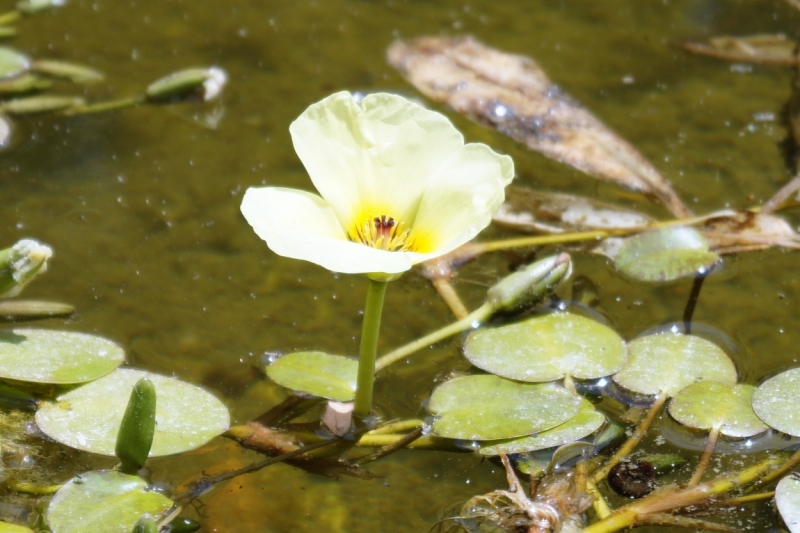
(36, 368, 229, 456)
(388, 35, 691, 218)
(478, 399, 605, 455)
(428, 374, 581, 440)
(613, 333, 737, 397)
(668, 382, 767, 438)
(776, 475, 800, 533)
(684, 34, 799, 65)
(266, 351, 358, 401)
(0, 95, 85, 115)
(493, 186, 653, 234)
(46, 470, 172, 533)
(0, 329, 123, 385)
(753, 368, 800, 436)
(614, 226, 719, 282)
(464, 312, 627, 382)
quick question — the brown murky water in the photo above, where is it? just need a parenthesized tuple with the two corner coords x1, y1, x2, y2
(3, 0, 800, 530)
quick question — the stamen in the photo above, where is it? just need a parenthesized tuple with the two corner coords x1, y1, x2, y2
(349, 214, 415, 252)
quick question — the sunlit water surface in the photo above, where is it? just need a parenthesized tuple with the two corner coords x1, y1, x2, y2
(3, 0, 800, 531)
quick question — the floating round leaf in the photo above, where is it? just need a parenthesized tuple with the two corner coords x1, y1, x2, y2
(753, 368, 800, 437)
(668, 382, 767, 438)
(777, 475, 800, 533)
(478, 399, 605, 455)
(36, 368, 229, 456)
(0, 47, 28, 79)
(46, 470, 172, 533)
(0, 522, 33, 533)
(0, 329, 123, 385)
(266, 351, 357, 402)
(613, 333, 737, 397)
(428, 375, 581, 440)
(465, 312, 627, 382)
(614, 226, 719, 282)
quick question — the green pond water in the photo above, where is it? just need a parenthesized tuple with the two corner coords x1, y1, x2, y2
(3, 0, 800, 531)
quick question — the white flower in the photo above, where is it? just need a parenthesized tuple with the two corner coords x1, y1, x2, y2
(241, 91, 514, 276)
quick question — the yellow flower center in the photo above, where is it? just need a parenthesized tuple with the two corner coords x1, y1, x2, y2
(348, 214, 416, 252)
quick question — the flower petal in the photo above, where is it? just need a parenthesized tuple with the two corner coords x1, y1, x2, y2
(241, 187, 415, 274)
(289, 92, 465, 230)
(410, 143, 514, 256)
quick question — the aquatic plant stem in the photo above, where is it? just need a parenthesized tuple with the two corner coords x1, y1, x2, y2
(375, 302, 493, 372)
(688, 425, 720, 486)
(429, 277, 469, 319)
(582, 455, 782, 533)
(753, 448, 800, 488)
(591, 392, 668, 483)
(354, 278, 388, 417)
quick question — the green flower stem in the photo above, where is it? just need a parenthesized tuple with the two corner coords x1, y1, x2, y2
(354, 278, 389, 417)
(375, 302, 493, 372)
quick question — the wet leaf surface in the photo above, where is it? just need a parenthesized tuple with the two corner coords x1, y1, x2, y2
(46, 470, 172, 533)
(477, 398, 605, 455)
(388, 35, 691, 217)
(427, 374, 581, 440)
(464, 312, 627, 382)
(36, 368, 230, 456)
(753, 368, 800, 436)
(493, 186, 653, 234)
(776, 475, 800, 533)
(668, 382, 767, 438)
(0, 329, 123, 385)
(614, 226, 719, 282)
(684, 34, 799, 65)
(613, 333, 737, 397)
(266, 351, 358, 401)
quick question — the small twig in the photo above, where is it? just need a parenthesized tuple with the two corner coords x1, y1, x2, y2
(252, 395, 322, 427)
(353, 427, 424, 464)
(591, 392, 668, 483)
(761, 174, 800, 215)
(635, 513, 739, 532)
(683, 271, 708, 334)
(688, 425, 720, 486)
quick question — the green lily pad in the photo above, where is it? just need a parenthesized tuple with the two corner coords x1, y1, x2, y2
(465, 312, 627, 382)
(0, 47, 28, 79)
(428, 375, 581, 440)
(46, 470, 172, 533)
(777, 475, 800, 533)
(0, 522, 33, 533)
(613, 333, 737, 397)
(266, 351, 357, 401)
(668, 382, 767, 438)
(753, 368, 800, 437)
(478, 399, 605, 455)
(614, 226, 719, 282)
(0, 329, 124, 385)
(36, 368, 229, 456)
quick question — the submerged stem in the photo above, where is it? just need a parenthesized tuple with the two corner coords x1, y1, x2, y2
(429, 277, 469, 319)
(591, 392, 668, 483)
(354, 278, 388, 417)
(688, 425, 720, 486)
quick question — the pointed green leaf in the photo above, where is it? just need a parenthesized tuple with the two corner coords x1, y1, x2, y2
(0, 95, 85, 115)
(46, 471, 171, 533)
(465, 312, 627, 382)
(777, 475, 800, 533)
(36, 368, 229, 456)
(614, 226, 719, 282)
(478, 399, 605, 455)
(31, 60, 103, 83)
(668, 382, 767, 437)
(428, 375, 581, 440)
(0, 329, 124, 385)
(266, 351, 357, 401)
(613, 333, 737, 397)
(0, 47, 28, 79)
(753, 368, 800, 436)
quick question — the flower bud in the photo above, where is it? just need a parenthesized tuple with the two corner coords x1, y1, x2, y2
(486, 252, 571, 313)
(0, 239, 52, 298)
(146, 67, 228, 103)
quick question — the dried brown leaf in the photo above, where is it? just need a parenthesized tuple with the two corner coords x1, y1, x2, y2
(683, 34, 799, 65)
(494, 186, 653, 234)
(387, 35, 691, 218)
(699, 209, 800, 254)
